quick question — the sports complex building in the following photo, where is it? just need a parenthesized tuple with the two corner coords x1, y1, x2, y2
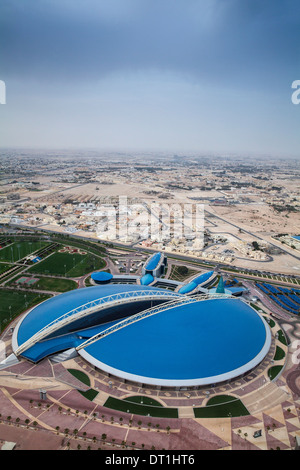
(9, 253, 272, 390)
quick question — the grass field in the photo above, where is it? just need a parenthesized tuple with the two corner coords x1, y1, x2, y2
(268, 365, 283, 380)
(104, 396, 178, 418)
(8, 275, 78, 293)
(0, 262, 12, 275)
(68, 369, 91, 386)
(123, 396, 163, 407)
(27, 251, 106, 277)
(0, 288, 51, 332)
(194, 395, 250, 418)
(0, 241, 50, 263)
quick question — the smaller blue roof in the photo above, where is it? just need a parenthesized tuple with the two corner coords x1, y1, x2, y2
(91, 271, 113, 282)
(192, 271, 214, 286)
(140, 274, 154, 286)
(178, 270, 215, 294)
(178, 281, 198, 295)
(145, 252, 162, 271)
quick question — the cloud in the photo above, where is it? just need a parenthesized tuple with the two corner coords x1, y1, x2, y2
(1, 0, 299, 154)
(1, 0, 299, 91)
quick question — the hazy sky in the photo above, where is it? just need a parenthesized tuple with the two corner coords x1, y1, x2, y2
(1, 0, 300, 156)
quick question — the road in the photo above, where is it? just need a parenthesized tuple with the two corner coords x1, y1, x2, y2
(8, 223, 300, 282)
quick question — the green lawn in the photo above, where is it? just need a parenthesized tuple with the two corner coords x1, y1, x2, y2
(274, 346, 286, 361)
(277, 329, 287, 346)
(0, 288, 51, 332)
(8, 275, 78, 293)
(0, 241, 50, 262)
(27, 251, 106, 277)
(78, 389, 99, 401)
(194, 395, 250, 418)
(0, 262, 12, 275)
(123, 396, 163, 407)
(68, 370, 99, 401)
(34, 276, 78, 292)
(104, 396, 178, 418)
(268, 365, 283, 380)
(67, 369, 91, 386)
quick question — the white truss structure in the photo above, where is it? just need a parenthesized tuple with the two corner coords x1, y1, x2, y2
(76, 293, 235, 351)
(15, 289, 183, 356)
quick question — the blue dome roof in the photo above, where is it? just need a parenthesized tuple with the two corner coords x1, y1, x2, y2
(91, 271, 113, 282)
(140, 273, 154, 285)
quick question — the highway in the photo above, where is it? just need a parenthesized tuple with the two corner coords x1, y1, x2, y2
(6, 222, 300, 282)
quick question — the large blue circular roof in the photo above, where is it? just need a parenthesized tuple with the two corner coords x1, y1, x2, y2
(80, 297, 271, 386)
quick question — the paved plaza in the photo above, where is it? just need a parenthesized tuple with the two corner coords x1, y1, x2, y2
(0, 305, 300, 450)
